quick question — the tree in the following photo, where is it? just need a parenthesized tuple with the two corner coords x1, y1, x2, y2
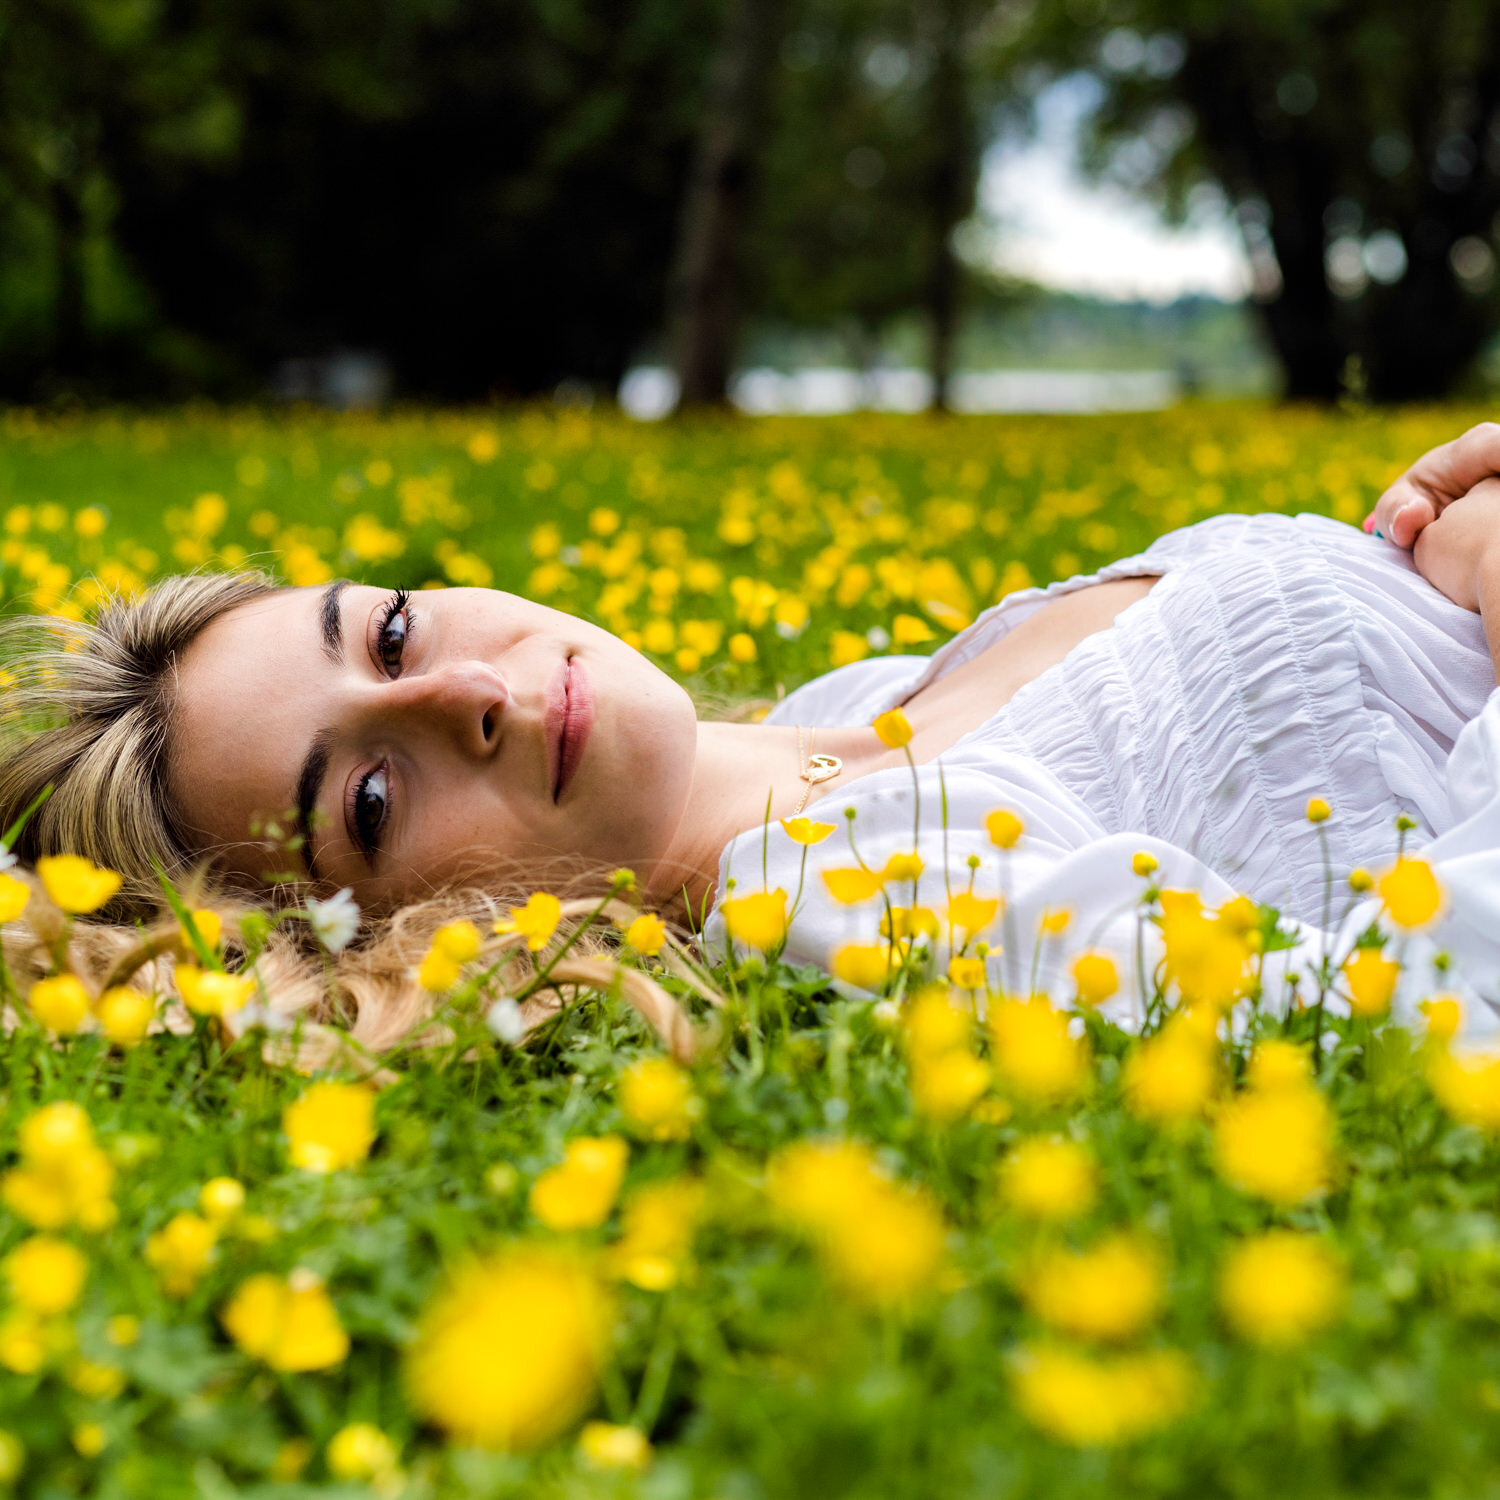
(1016, 0, 1500, 401)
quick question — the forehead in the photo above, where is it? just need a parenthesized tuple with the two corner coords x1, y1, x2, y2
(168, 589, 324, 861)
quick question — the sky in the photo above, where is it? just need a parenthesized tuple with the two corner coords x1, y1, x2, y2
(977, 76, 1252, 303)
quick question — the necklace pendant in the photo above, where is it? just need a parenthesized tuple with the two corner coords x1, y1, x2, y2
(801, 753, 842, 785)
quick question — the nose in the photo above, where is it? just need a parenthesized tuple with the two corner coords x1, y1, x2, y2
(378, 660, 508, 756)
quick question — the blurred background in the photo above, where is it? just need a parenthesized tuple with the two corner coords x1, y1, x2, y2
(4, 0, 1500, 415)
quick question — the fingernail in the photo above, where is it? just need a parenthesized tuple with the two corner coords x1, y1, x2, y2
(1362, 515, 1375, 533)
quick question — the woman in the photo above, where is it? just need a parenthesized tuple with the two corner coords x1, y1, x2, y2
(2, 424, 1499, 1047)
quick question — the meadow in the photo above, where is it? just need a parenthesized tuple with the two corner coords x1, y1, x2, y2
(1, 401, 1500, 1498)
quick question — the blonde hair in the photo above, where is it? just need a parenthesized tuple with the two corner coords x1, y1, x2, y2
(0, 574, 716, 1063)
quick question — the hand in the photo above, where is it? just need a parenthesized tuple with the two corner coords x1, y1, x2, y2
(1364, 421, 1500, 549)
(1409, 476, 1500, 680)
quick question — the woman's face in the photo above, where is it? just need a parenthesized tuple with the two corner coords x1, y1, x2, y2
(170, 582, 699, 907)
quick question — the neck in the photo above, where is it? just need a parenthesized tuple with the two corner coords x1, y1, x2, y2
(643, 718, 888, 930)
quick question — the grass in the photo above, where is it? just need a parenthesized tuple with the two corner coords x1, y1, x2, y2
(0, 401, 1497, 1498)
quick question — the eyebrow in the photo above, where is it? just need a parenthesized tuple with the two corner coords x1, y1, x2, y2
(319, 579, 349, 665)
(295, 583, 350, 880)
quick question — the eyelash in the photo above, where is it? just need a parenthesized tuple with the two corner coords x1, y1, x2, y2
(349, 590, 417, 860)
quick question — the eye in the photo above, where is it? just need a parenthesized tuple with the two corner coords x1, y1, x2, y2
(348, 763, 390, 858)
(374, 589, 415, 678)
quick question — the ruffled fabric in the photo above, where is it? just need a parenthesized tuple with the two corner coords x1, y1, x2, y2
(701, 513, 1497, 1036)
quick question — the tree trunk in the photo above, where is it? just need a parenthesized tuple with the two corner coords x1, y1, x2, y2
(668, 0, 782, 410)
(923, 0, 967, 412)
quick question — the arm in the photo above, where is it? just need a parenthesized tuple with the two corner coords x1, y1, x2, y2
(1407, 477, 1500, 682)
(1365, 421, 1500, 548)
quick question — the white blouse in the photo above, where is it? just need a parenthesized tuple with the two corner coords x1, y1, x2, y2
(700, 514, 1500, 1041)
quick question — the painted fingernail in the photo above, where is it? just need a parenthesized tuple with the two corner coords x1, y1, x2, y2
(1362, 515, 1376, 533)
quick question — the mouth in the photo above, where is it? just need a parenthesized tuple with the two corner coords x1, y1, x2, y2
(546, 655, 594, 803)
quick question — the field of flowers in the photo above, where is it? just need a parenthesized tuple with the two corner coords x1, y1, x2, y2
(1, 401, 1500, 1498)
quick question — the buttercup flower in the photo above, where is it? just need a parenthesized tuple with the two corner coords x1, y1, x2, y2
(1378, 857, 1442, 928)
(1219, 1231, 1343, 1345)
(5, 1236, 88, 1315)
(405, 1249, 608, 1448)
(180, 908, 222, 953)
(0, 873, 30, 924)
(1343, 947, 1400, 1018)
(619, 1057, 698, 1141)
(530, 1136, 628, 1230)
(35, 855, 121, 915)
(985, 809, 1024, 849)
(1001, 1137, 1097, 1220)
(872, 707, 913, 748)
(1024, 1234, 1162, 1341)
(326, 1424, 399, 1482)
(779, 817, 836, 845)
(990, 996, 1087, 1102)
(29, 976, 90, 1036)
(175, 966, 255, 1018)
(144, 1212, 217, 1296)
(719, 888, 788, 952)
(623, 913, 666, 956)
(822, 866, 885, 904)
(222, 1270, 349, 1372)
(494, 892, 562, 951)
(1010, 1344, 1194, 1446)
(580, 1423, 653, 1470)
(1071, 951, 1119, 1007)
(1123, 1018, 1217, 1123)
(94, 987, 154, 1047)
(283, 1082, 377, 1173)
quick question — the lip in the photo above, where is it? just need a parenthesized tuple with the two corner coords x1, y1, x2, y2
(545, 655, 594, 802)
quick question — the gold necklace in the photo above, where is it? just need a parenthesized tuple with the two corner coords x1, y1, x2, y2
(791, 725, 843, 818)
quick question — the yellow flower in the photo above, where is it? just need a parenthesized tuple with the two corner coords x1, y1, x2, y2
(432, 919, 480, 964)
(145, 1212, 217, 1296)
(94, 987, 154, 1047)
(1342, 948, 1400, 1018)
(1039, 908, 1071, 935)
(728, 632, 757, 664)
(1427, 1049, 1500, 1129)
(1010, 1344, 1194, 1447)
(283, 1082, 377, 1173)
(1420, 993, 1462, 1041)
(72, 1423, 106, 1458)
(175, 966, 255, 1018)
(0, 873, 30, 923)
(222, 1270, 349, 1372)
(326, 1424, 399, 1482)
(766, 1139, 946, 1303)
(0, 1432, 23, 1483)
(1378, 857, 1442, 928)
(1071, 951, 1119, 1007)
(720, 888, 788, 952)
(530, 1136, 629, 1230)
(0, 1313, 47, 1375)
(822, 866, 885, 904)
(1132, 850, 1159, 877)
(910, 1050, 991, 1122)
(985, 809, 1024, 849)
(903, 989, 972, 1059)
(494, 892, 563, 951)
(199, 1177, 246, 1223)
(4, 1235, 87, 1314)
(872, 707, 913, 748)
(18, 1102, 91, 1164)
(1123, 1018, 1217, 1123)
(67, 1357, 124, 1398)
(180, 908, 222, 952)
(607, 1178, 704, 1290)
(1245, 1038, 1312, 1092)
(1214, 1084, 1332, 1205)
(990, 996, 1087, 1102)
(35, 855, 121, 915)
(832, 942, 893, 990)
(1, 1104, 115, 1232)
(619, 1058, 697, 1141)
(1000, 1137, 1097, 1220)
(405, 1249, 608, 1449)
(947, 954, 987, 991)
(1159, 891, 1252, 1009)
(28, 975, 90, 1036)
(779, 816, 836, 845)
(1219, 1231, 1343, 1345)
(1306, 797, 1331, 823)
(418, 946, 461, 992)
(579, 1422, 652, 1471)
(882, 905, 939, 943)
(1024, 1234, 1162, 1341)
(1348, 867, 1374, 894)
(623, 913, 667, 956)
(881, 851, 925, 884)
(946, 891, 999, 935)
